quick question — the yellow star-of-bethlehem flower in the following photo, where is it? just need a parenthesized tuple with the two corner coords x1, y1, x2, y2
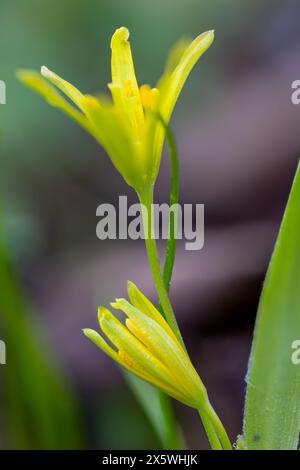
(83, 281, 207, 409)
(17, 27, 214, 193)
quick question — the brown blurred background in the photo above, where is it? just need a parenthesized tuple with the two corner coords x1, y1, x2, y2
(1, 0, 300, 449)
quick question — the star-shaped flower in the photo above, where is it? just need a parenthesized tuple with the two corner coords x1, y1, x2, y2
(17, 27, 214, 192)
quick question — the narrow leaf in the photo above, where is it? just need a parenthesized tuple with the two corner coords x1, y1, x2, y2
(244, 161, 300, 449)
(0, 231, 84, 449)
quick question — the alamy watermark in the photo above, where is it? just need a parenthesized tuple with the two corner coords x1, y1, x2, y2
(96, 196, 204, 251)
(0, 340, 6, 365)
(291, 80, 300, 105)
(291, 340, 300, 365)
(0, 80, 6, 104)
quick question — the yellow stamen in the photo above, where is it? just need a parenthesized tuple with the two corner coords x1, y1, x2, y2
(140, 85, 159, 110)
(82, 94, 101, 111)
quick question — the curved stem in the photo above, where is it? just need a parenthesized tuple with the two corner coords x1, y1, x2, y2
(138, 185, 186, 449)
(138, 186, 185, 348)
(198, 409, 222, 450)
(159, 115, 179, 293)
(138, 186, 232, 450)
(138, 119, 231, 451)
(200, 401, 232, 450)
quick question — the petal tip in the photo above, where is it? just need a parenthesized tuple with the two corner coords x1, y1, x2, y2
(16, 69, 32, 82)
(205, 30, 215, 42)
(98, 306, 107, 323)
(111, 298, 125, 309)
(41, 65, 52, 78)
(111, 26, 130, 48)
(82, 328, 94, 338)
(127, 279, 136, 292)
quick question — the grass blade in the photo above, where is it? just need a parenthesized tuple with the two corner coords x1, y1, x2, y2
(0, 231, 84, 449)
(243, 161, 300, 449)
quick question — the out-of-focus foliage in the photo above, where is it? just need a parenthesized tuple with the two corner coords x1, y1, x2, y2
(0, 221, 84, 449)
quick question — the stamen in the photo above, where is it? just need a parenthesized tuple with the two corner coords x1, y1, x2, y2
(139, 85, 159, 109)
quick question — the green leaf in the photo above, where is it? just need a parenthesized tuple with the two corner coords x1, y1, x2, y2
(244, 161, 300, 450)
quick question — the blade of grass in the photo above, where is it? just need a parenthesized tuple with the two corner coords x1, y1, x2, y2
(243, 161, 300, 450)
(0, 223, 84, 449)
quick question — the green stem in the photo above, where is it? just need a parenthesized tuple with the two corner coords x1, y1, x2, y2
(137, 185, 185, 449)
(138, 186, 184, 348)
(136, 119, 184, 449)
(139, 118, 231, 451)
(138, 186, 232, 450)
(159, 115, 179, 292)
(200, 401, 232, 450)
(198, 409, 222, 450)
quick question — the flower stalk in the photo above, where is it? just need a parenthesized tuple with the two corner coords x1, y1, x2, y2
(137, 185, 232, 449)
(138, 185, 184, 348)
(18, 25, 232, 450)
(199, 402, 232, 450)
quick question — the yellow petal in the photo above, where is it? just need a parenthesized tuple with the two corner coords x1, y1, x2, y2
(127, 281, 184, 350)
(110, 27, 139, 97)
(81, 95, 142, 189)
(112, 298, 205, 406)
(139, 85, 159, 110)
(118, 350, 193, 406)
(82, 328, 122, 364)
(125, 318, 157, 355)
(158, 30, 214, 123)
(41, 66, 85, 112)
(110, 27, 145, 141)
(98, 307, 178, 390)
(17, 69, 92, 133)
(163, 37, 191, 74)
(147, 30, 214, 183)
(82, 328, 179, 403)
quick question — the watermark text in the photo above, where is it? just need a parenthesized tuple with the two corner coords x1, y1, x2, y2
(291, 339, 300, 365)
(0, 80, 6, 104)
(96, 196, 204, 251)
(0, 340, 6, 365)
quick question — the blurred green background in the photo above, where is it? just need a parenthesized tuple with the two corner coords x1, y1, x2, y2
(1, 0, 300, 449)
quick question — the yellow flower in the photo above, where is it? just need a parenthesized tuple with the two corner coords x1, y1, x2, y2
(17, 27, 214, 192)
(83, 281, 207, 409)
